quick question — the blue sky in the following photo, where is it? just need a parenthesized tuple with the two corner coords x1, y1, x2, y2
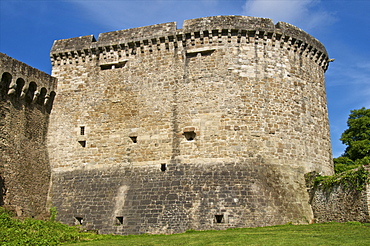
(1, 0, 369, 157)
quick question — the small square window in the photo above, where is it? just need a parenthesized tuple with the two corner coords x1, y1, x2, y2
(183, 131, 196, 141)
(116, 216, 123, 225)
(75, 216, 83, 225)
(78, 141, 86, 147)
(130, 136, 137, 143)
(183, 127, 196, 141)
(215, 214, 224, 223)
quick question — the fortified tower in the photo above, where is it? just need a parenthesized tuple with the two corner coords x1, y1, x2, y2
(48, 16, 333, 234)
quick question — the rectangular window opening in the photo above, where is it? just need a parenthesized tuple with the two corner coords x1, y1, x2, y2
(129, 136, 137, 143)
(161, 164, 166, 172)
(199, 50, 214, 56)
(78, 141, 86, 147)
(100, 61, 127, 70)
(116, 216, 124, 225)
(186, 49, 215, 58)
(186, 52, 198, 58)
(100, 64, 112, 70)
(215, 214, 224, 223)
(80, 126, 85, 135)
(75, 216, 83, 225)
(183, 131, 196, 141)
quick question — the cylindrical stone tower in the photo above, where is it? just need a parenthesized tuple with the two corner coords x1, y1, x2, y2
(48, 16, 333, 234)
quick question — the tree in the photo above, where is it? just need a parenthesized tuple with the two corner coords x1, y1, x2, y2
(340, 107, 370, 160)
(334, 107, 370, 173)
(333, 156, 356, 173)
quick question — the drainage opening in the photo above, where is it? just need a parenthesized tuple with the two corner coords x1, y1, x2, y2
(116, 216, 123, 225)
(161, 164, 167, 172)
(215, 214, 224, 223)
(75, 216, 83, 225)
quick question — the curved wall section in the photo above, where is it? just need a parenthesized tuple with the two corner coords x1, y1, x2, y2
(48, 15, 333, 234)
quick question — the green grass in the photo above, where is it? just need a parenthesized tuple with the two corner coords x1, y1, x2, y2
(67, 222, 370, 246)
(1, 206, 369, 246)
(0, 207, 119, 245)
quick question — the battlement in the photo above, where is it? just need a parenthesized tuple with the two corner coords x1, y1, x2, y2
(50, 15, 329, 71)
(48, 15, 334, 234)
(0, 53, 57, 112)
(1, 53, 56, 218)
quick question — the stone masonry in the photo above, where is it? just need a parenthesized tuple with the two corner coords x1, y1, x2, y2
(47, 16, 334, 234)
(309, 165, 370, 223)
(0, 53, 57, 218)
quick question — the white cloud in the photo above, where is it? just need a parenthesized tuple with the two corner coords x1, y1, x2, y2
(67, 0, 228, 31)
(69, 1, 165, 30)
(243, 0, 336, 31)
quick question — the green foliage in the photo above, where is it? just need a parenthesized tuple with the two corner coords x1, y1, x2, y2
(333, 157, 359, 173)
(0, 206, 113, 245)
(354, 156, 370, 166)
(334, 107, 370, 173)
(340, 107, 370, 161)
(314, 166, 369, 191)
(49, 206, 57, 222)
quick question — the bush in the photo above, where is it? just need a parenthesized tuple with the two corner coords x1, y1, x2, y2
(333, 157, 359, 173)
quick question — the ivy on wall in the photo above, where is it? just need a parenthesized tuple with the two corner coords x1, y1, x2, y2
(312, 166, 369, 192)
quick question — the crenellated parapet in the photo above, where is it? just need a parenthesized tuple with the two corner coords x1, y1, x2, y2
(0, 53, 57, 112)
(48, 15, 334, 234)
(50, 15, 330, 71)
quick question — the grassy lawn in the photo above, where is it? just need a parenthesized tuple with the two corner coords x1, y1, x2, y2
(66, 222, 370, 246)
(1, 206, 369, 245)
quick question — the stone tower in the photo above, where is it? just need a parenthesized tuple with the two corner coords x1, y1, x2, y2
(48, 16, 333, 234)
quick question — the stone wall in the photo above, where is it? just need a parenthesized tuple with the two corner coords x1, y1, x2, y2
(309, 166, 370, 223)
(0, 53, 57, 218)
(51, 162, 312, 235)
(48, 16, 333, 234)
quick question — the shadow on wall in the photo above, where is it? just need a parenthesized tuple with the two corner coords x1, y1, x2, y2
(0, 175, 4, 206)
(0, 72, 56, 114)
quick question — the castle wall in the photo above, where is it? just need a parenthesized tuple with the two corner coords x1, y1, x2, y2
(311, 184, 369, 223)
(309, 166, 370, 223)
(0, 53, 57, 217)
(52, 163, 311, 234)
(48, 16, 333, 234)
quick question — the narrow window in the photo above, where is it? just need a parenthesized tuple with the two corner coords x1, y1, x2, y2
(186, 52, 198, 58)
(161, 164, 166, 172)
(100, 64, 112, 70)
(80, 126, 85, 135)
(78, 141, 86, 147)
(116, 216, 123, 225)
(215, 214, 224, 223)
(100, 61, 127, 70)
(75, 217, 83, 225)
